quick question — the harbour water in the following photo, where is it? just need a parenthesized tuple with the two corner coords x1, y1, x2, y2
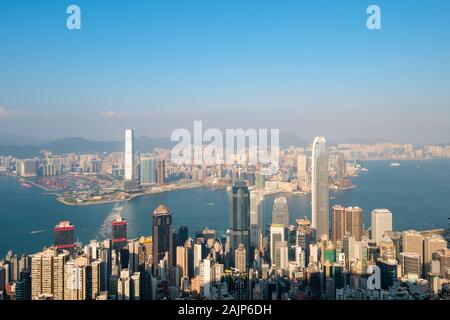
(1, 160, 449, 256)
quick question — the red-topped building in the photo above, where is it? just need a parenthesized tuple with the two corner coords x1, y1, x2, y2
(54, 221, 75, 249)
(112, 216, 127, 250)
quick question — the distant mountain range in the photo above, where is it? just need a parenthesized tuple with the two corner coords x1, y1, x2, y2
(0, 132, 395, 158)
(0, 136, 174, 158)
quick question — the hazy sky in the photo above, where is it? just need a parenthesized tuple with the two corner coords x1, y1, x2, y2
(1, 0, 450, 144)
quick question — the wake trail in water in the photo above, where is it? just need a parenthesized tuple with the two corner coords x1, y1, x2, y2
(96, 202, 124, 240)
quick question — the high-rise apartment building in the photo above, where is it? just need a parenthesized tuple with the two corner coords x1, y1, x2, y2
(234, 244, 247, 273)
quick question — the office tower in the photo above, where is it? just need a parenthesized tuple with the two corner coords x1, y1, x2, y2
(112, 216, 127, 251)
(332, 205, 363, 242)
(402, 230, 424, 263)
(371, 209, 393, 245)
(295, 246, 305, 268)
(435, 248, 450, 278)
(200, 258, 211, 298)
(152, 204, 173, 273)
(130, 272, 141, 300)
(272, 196, 289, 228)
(376, 249, 398, 290)
(424, 234, 446, 265)
(250, 190, 264, 251)
(379, 234, 396, 259)
(228, 179, 250, 265)
(176, 246, 188, 278)
(128, 240, 142, 273)
(274, 241, 288, 271)
(124, 129, 134, 181)
(311, 137, 329, 238)
(269, 224, 285, 267)
(295, 218, 312, 251)
(140, 158, 157, 185)
(156, 159, 165, 185)
(400, 252, 422, 277)
(64, 257, 92, 300)
(343, 233, 356, 269)
(54, 221, 75, 250)
(194, 243, 202, 276)
(235, 244, 247, 273)
(177, 225, 189, 247)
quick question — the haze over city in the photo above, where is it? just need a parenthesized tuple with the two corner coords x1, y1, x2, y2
(1, 0, 450, 144)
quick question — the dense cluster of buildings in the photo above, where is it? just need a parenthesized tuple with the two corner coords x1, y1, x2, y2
(1, 134, 449, 301)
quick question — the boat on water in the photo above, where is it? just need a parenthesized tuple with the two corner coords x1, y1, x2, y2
(390, 163, 401, 167)
(21, 182, 32, 189)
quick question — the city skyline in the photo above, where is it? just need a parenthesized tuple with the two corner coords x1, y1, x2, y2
(1, 0, 450, 305)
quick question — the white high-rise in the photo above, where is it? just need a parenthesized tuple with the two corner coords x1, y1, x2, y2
(371, 209, 393, 245)
(250, 190, 265, 250)
(311, 137, 329, 237)
(124, 129, 134, 181)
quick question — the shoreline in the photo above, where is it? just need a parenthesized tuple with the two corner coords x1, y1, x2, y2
(55, 182, 209, 207)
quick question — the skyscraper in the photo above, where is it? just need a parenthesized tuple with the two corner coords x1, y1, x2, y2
(371, 209, 393, 245)
(250, 190, 264, 252)
(111, 216, 127, 251)
(424, 234, 446, 265)
(140, 158, 157, 185)
(152, 204, 173, 273)
(272, 196, 289, 228)
(332, 205, 363, 243)
(311, 137, 329, 238)
(402, 230, 424, 263)
(124, 129, 134, 181)
(234, 244, 247, 273)
(269, 224, 285, 268)
(228, 179, 250, 266)
(54, 221, 75, 250)
(156, 159, 165, 185)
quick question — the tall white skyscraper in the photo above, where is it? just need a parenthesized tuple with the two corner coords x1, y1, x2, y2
(371, 209, 393, 245)
(250, 190, 265, 250)
(124, 129, 134, 181)
(311, 137, 329, 238)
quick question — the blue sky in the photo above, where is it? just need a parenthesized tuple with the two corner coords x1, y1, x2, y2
(0, 0, 450, 144)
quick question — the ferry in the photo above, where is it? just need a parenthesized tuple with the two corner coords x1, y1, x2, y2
(390, 163, 401, 167)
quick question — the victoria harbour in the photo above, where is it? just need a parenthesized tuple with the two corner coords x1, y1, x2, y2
(1, 159, 449, 257)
